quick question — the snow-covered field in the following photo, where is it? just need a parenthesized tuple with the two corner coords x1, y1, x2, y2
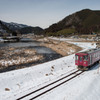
(0, 39, 99, 100)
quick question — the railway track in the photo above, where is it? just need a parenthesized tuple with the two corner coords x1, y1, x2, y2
(17, 70, 84, 100)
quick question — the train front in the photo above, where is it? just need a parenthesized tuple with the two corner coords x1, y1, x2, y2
(75, 53, 88, 70)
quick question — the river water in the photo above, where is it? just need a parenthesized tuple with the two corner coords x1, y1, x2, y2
(0, 40, 62, 72)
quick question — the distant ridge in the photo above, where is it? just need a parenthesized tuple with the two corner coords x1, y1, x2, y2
(45, 9, 100, 36)
(0, 20, 44, 35)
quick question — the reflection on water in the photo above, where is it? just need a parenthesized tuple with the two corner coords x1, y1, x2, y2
(0, 41, 40, 48)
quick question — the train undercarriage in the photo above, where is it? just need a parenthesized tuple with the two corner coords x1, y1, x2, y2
(78, 66, 89, 71)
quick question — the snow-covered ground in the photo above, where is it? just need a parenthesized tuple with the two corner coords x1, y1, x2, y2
(68, 42, 96, 49)
(0, 39, 99, 100)
(0, 38, 4, 42)
(49, 37, 96, 49)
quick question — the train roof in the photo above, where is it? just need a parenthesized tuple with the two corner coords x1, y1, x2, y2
(76, 48, 100, 55)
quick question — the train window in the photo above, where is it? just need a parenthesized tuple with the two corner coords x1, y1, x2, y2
(83, 55, 88, 61)
(75, 55, 78, 60)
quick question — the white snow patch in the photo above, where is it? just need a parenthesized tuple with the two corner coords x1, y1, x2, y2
(0, 40, 99, 100)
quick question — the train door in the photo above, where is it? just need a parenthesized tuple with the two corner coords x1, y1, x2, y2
(89, 55, 92, 65)
(79, 56, 83, 65)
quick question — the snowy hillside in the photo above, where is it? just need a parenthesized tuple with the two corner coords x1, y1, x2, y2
(2, 21, 28, 30)
(0, 41, 99, 100)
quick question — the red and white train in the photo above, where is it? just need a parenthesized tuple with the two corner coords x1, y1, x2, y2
(75, 48, 100, 70)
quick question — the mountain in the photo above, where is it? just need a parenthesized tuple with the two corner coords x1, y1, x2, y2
(2, 21, 28, 31)
(45, 9, 100, 36)
(0, 20, 13, 35)
(19, 26, 44, 35)
(0, 20, 44, 36)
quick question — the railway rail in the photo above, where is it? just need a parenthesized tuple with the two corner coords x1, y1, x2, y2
(17, 70, 84, 100)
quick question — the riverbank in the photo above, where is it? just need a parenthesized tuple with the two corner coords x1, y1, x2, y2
(38, 38, 82, 56)
(0, 47, 43, 71)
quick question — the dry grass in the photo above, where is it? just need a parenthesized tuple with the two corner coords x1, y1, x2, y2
(0, 47, 43, 69)
(40, 39, 82, 56)
(0, 50, 4, 56)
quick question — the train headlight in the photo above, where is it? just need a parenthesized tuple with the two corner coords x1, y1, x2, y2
(84, 62, 86, 64)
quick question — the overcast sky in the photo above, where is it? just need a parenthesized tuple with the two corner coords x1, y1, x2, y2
(0, 0, 100, 28)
